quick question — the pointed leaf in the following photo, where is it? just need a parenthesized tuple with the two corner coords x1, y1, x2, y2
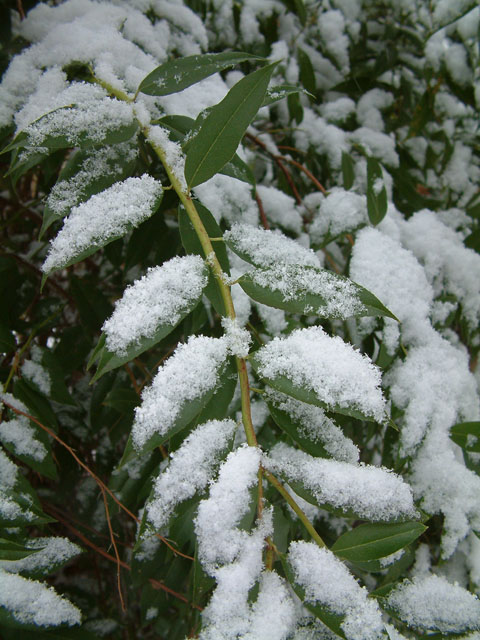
(267, 400, 330, 458)
(138, 52, 262, 96)
(450, 422, 480, 453)
(261, 84, 312, 107)
(331, 521, 427, 563)
(185, 62, 278, 188)
(341, 151, 355, 190)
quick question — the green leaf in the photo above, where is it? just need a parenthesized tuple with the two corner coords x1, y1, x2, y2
(367, 157, 388, 225)
(450, 422, 480, 453)
(238, 265, 398, 320)
(297, 48, 316, 96)
(331, 521, 427, 563)
(184, 62, 278, 188)
(0, 538, 43, 561)
(12, 378, 58, 432)
(137, 52, 262, 96)
(178, 202, 230, 316)
(341, 151, 355, 190)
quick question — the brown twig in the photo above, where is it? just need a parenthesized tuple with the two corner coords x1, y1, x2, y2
(124, 363, 141, 395)
(275, 157, 303, 205)
(100, 484, 126, 612)
(254, 190, 270, 229)
(16, 0, 26, 20)
(283, 157, 327, 195)
(42, 502, 202, 610)
(2, 401, 193, 561)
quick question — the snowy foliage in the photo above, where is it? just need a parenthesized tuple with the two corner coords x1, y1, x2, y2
(1, 0, 479, 637)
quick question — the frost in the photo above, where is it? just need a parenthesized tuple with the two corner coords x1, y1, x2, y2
(254, 326, 386, 422)
(288, 542, 385, 640)
(266, 389, 359, 463)
(387, 574, 480, 633)
(0, 537, 81, 575)
(268, 443, 417, 521)
(248, 263, 368, 319)
(132, 336, 228, 450)
(147, 419, 236, 530)
(103, 255, 208, 355)
(43, 175, 163, 273)
(0, 569, 81, 627)
(224, 223, 320, 269)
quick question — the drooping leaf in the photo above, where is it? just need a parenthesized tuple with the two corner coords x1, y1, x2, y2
(267, 400, 330, 458)
(341, 150, 355, 190)
(138, 52, 262, 96)
(367, 157, 388, 225)
(184, 62, 277, 188)
(239, 264, 398, 320)
(297, 48, 316, 96)
(331, 521, 427, 563)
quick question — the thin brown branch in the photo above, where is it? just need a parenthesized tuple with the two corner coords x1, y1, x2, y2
(283, 157, 327, 195)
(3, 402, 194, 561)
(255, 190, 270, 229)
(124, 363, 141, 395)
(275, 158, 302, 205)
(100, 484, 126, 612)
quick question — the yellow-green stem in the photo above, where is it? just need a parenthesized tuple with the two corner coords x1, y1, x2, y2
(263, 469, 326, 548)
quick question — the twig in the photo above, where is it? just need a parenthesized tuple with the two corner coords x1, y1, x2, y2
(100, 484, 126, 612)
(124, 363, 141, 395)
(283, 157, 327, 195)
(255, 190, 270, 229)
(2, 402, 193, 561)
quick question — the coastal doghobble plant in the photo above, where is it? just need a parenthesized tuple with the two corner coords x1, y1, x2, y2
(1, 0, 480, 638)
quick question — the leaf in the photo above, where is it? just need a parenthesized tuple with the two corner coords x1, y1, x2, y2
(0, 538, 43, 561)
(297, 48, 316, 96)
(137, 52, 262, 96)
(238, 264, 398, 320)
(367, 157, 388, 225)
(331, 521, 427, 563)
(12, 378, 59, 432)
(450, 422, 480, 453)
(341, 151, 355, 190)
(184, 62, 278, 188)
(178, 201, 230, 316)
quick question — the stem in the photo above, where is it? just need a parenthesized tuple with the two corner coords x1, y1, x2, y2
(263, 468, 326, 548)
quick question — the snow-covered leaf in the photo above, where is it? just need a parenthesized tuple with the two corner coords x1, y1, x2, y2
(239, 264, 398, 320)
(250, 326, 387, 422)
(42, 175, 163, 277)
(0, 537, 82, 579)
(449, 422, 480, 453)
(366, 157, 387, 225)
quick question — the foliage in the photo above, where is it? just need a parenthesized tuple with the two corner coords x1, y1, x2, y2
(0, 0, 480, 638)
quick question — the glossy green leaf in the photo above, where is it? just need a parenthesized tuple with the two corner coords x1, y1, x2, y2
(184, 62, 277, 188)
(138, 52, 262, 96)
(450, 422, 480, 453)
(178, 202, 230, 316)
(0, 538, 43, 561)
(367, 157, 388, 225)
(341, 150, 355, 190)
(238, 264, 398, 320)
(331, 521, 426, 563)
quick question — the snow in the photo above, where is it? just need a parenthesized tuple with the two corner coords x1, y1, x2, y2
(194, 173, 259, 227)
(267, 443, 417, 521)
(103, 255, 207, 355)
(21, 359, 51, 395)
(356, 89, 394, 132)
(43, 175, 163, 273)
(307, 189, 367, 244)
(224, 223, 320, 269)
(387, 574, 480, 633)
(265, 389, 360, 463)
(0, 569, 81, 627)
(221, 317, 252, 358)
(0, 418, 47, 462)
(256, 185, 303, 234)
(147, 419, 236, 529)
(294, 108, 347, 169)
(288, 541, 385, 640)
(254, 326, 386, 422)
(146, 125, 188, 192)
(0, 537, 81, 575)
(348, 128, 399, 167)
(195, 445, 261, 571)
(318, 11, 350, 74)
(321, 97, 356, 123)
(132, 335, 228, 450)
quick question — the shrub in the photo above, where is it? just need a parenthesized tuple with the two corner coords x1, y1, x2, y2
(1, 0, 480, 638)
